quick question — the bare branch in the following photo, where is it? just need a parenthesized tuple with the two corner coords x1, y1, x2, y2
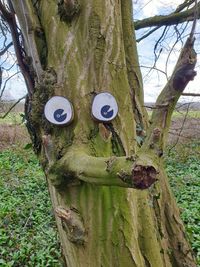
(0, 41, 12, 55)
(0, 71, 20, 99)
(136, 26, 161, 42)
(140, 65, 167, 78)
(143, 104, 168, 110)
(134, 2, 200, 30)
(0, 0, 34, 96)
(189, 0, 198, 39)
(165, 23, 188, 78)
(0, 1, 12, 20)
(175, 0, 196, 13)
(182, 92, 200, 96)
(168, 103, 191, 151)
(13, 0, 43, 81)
(141, 34, 197, 158)
(0, 95, 25, 119)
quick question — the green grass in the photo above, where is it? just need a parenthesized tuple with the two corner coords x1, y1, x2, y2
(0, 113, 23, 125)
(0, 148, 62, 267)
(1, 110, 200, 125)
(147, 110, 200, 119)
(172, 110, 200, 118)
(165, 142, 200, 265)
(0, 143, 199, 266)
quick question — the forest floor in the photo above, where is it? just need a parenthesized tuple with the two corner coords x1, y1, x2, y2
(0, 110, 199, 266)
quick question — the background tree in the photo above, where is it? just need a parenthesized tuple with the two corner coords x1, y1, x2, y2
(0, 0, 198, 266)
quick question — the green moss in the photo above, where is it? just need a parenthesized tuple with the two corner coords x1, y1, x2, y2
(35, 30, 48, 68)
(58, 0, 81, 23)
(31, 69, 56, 127)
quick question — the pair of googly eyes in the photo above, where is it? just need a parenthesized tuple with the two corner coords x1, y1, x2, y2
(44, 93, 118, 125)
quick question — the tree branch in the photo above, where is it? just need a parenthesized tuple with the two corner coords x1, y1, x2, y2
(0, 0, 34, 95)
(134, 2, 200, 30)
(181, 92, 200, 96)
(136, 26, 161, 42)
(42, 136, 158, 190)
(142, 36, 197, 156)
(12, 0, 44, 81)
(0, 95, 26, 119)
(0, 71, 20, 99)
(175, 0, 196, 13)
(0, 1, 12, 19)
(0, 41, 13, 56)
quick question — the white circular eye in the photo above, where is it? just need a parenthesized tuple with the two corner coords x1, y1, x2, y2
(44, 96, 74, 125)
(91, 92, 118, 122)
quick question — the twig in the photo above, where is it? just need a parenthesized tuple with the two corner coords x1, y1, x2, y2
(0, 95, 26, 119)
(182, 93, 200, 96)
(168, 131, 194, 140)
(0, 71, 20, 99)
(168, 103, 191, 152)
(143, 104, 168, 109)
(189, 0, 198, 39)
(22, 210, 33, 230)
(175, 0, 196, 13)
(136, 26, 161, 42)
(0, 41, 13, 55)
(139, 65, 168, 78)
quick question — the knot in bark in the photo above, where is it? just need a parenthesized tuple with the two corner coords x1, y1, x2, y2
(55, 206, 86, 245)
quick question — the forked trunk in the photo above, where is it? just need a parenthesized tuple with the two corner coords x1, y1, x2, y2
(11, 0, 196, 266)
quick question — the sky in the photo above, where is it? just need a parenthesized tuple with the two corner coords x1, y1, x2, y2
(134, 0, 200, 102)
(0, 0, 199, 103)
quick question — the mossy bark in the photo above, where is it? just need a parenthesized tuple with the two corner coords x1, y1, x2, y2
(11, 0, 197, 266)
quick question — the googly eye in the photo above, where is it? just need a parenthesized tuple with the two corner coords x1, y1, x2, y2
(44, 96, 74, 125)
(91, 92, 118, 122)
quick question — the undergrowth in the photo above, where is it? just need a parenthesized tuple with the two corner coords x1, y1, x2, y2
(165, 141, 200, 265)
(0, 142, 199, 266)
(0, 148, 62, 267)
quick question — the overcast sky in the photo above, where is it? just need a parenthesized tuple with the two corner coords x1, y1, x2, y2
(134, 0, 200, 102)
(1, 0, 199, 103)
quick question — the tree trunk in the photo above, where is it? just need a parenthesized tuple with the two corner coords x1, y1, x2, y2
(11, 0, 196, 266)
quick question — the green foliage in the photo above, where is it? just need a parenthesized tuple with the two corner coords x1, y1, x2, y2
(0, 149, 62, 266)
(172, 110, 200, 119)
(0, 113, 23, 125)
(0, 142, 199, 266)
(165, 142, 200, 265)
(147, 110, 200, 119)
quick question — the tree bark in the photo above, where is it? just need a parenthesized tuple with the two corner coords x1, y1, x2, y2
(8, 0, 197, 266)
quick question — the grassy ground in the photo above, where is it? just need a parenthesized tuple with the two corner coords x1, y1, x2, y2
(0, 113, 23, 125)
(0, 149, 63, 267)
(172, 110, 200, 118)
(0, 143, 199, 266)
(0, 109, 199, 266)
(165, 142, 200, 265)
